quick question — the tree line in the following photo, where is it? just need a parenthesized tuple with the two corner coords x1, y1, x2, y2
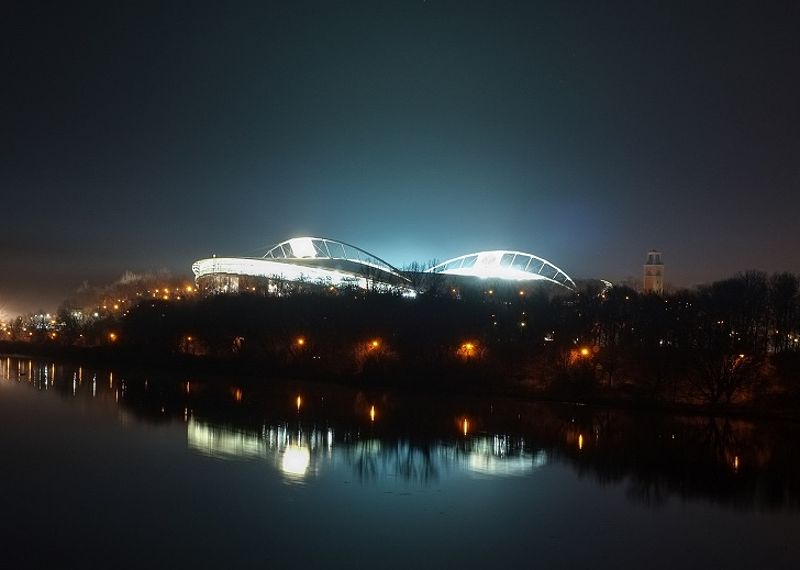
(2, 270, 799, 410)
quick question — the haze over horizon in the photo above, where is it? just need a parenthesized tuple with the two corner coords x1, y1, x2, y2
(2, 1, 799, 315)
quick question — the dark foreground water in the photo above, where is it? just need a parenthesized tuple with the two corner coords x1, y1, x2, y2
(1, 356, 799, 569)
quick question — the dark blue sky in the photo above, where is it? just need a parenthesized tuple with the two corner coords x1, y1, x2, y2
(2, 1, 799, 314)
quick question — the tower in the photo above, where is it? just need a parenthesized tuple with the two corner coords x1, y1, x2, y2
(643, 250, 664, 295)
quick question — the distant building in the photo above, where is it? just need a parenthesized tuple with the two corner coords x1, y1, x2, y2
(643, 250, 664, 295)
(191, 236, 578, 297)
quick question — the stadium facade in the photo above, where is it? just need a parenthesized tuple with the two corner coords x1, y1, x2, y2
(192, 236, 576, 295)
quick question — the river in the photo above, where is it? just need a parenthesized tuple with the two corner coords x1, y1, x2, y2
(1, 355, 799, 569)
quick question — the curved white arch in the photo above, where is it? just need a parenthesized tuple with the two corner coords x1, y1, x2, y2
(263, 237, 407, 281)
(426, 250, 576, 290)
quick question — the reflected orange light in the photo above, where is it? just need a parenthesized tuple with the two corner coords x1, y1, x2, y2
(578, 434, 584, 450)
(370, 405, 376, 422)
(463, 418, 469, 436)
(233, 388, 243, 402)
(296, 395, 302, 412)
(185, 381, 191, 394)
(734, 455, 740, 471)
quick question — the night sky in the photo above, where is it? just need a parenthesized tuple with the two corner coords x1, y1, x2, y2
(2, 1, 799, 314)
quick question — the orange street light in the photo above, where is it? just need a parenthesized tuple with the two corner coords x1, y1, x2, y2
(458, 341, 478, 359)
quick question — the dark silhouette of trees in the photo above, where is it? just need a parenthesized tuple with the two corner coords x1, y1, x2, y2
(4, 268, 800, 409)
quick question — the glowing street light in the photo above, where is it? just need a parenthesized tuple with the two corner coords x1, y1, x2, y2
(458, 341, 478, 359)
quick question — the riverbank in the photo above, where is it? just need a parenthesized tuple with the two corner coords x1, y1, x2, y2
(3, 341, 799, 423)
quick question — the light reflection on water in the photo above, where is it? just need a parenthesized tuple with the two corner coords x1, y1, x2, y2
(3, 354, 800, 506)
(2, 355, 800, 570)
(186, 418, 547, 483)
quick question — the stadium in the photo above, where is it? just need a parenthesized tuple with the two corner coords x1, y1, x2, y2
(192, 236, 576, 296)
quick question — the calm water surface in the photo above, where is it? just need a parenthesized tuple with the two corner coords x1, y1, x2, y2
(1, 356, 799, 569)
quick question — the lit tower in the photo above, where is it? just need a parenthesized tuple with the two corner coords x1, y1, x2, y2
(643, 250, 664, 295)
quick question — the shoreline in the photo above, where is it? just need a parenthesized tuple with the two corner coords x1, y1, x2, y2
(3, 341, 799, 424)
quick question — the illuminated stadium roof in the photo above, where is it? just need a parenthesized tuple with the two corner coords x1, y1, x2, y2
(426, 250, 576, 290)
(192, 237, 410, 289)
(192, 238, 576, 293)
(263, 237, 402, 277)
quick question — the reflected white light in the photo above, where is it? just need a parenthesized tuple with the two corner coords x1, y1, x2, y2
(281, 445, 310, 478)
(467, 448, 547, 477)
(186, 419, 545, 483)
(187, 419, 265, 460)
